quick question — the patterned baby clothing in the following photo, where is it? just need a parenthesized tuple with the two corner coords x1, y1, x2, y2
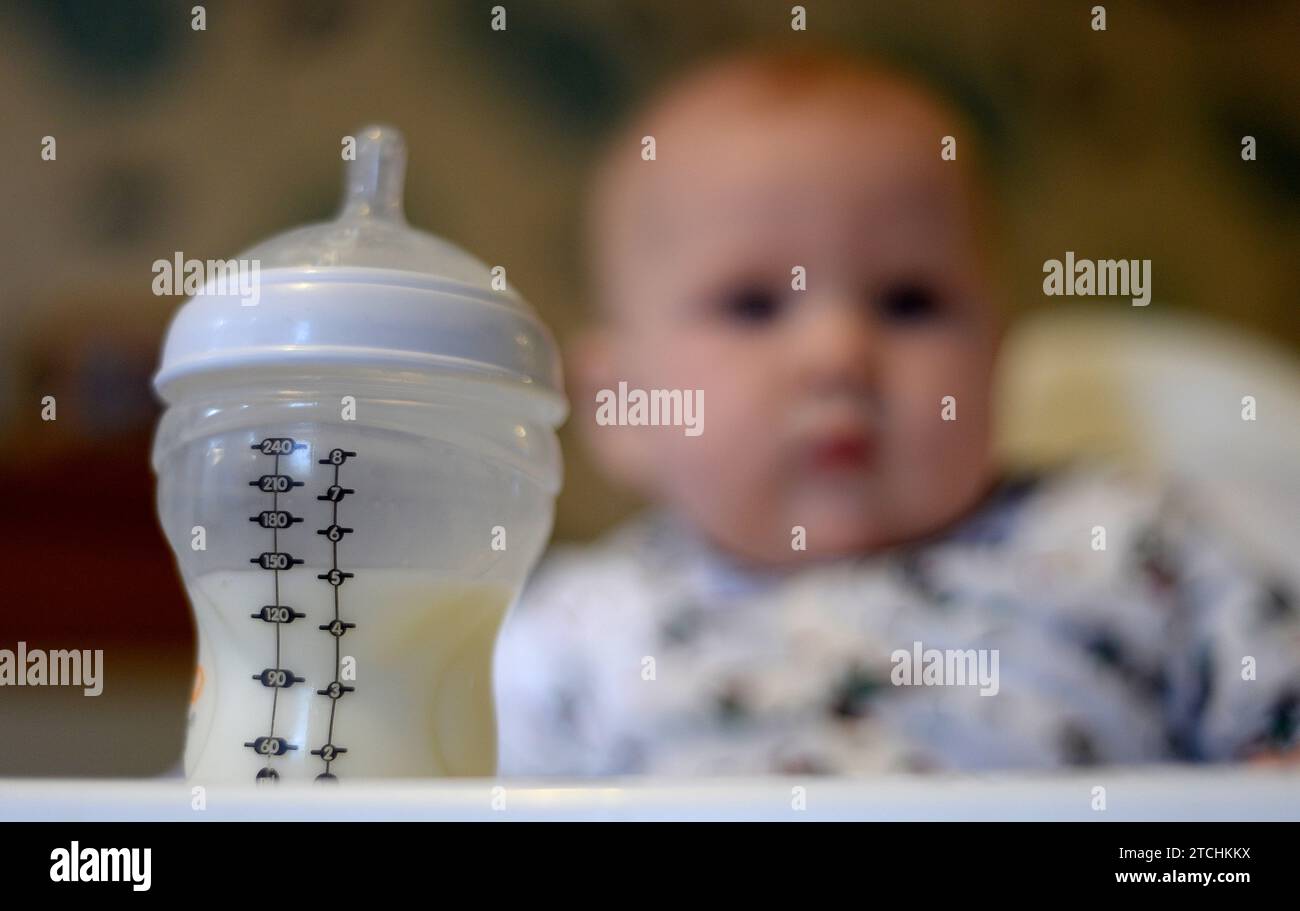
(493, 462, 1300, 776)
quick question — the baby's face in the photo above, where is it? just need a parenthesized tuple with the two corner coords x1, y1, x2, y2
(588, 87, 1002, 566)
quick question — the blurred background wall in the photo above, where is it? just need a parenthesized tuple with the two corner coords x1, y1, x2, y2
(0, 0, 1296, 775)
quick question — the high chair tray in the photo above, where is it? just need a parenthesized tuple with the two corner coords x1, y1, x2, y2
(1, 768, 1296, 821)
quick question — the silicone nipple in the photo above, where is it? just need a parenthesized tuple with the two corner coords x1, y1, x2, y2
(341, 125, 408, 224)
(227, 121, 506, 282)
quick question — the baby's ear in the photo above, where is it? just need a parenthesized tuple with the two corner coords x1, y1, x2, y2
(566, 325, 655, 493)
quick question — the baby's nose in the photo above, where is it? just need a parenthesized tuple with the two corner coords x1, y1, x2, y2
(792, 299, 881, 393)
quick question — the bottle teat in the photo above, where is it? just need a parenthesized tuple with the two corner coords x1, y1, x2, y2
(342, 125, 407, 223)
(229, 122, 497, 280)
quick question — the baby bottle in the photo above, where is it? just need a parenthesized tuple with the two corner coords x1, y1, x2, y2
(150, 126, 566, 783)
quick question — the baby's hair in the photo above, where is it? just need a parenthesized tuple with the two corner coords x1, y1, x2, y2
(583, 47, 1001, 320)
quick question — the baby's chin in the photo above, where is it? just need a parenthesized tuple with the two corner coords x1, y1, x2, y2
(788, 512, 906, 562)
(699, 505, 910, 569)
(676, 459, 1001, 568)
(740, 485, 991, 566)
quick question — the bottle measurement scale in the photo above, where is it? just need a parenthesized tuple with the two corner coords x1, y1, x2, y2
(245, 437, 359, 783)
(312, 446, 358, 781)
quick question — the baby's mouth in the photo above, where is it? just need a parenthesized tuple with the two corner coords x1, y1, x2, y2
(803, 431, 878, 473)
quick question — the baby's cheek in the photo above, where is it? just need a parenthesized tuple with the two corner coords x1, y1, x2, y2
(889, 350, 994, 481)
(661, 440, 781, 558)
(684, 409, 775, 500)
(887, 363, 951, 451)
(670, 406, 787, 535)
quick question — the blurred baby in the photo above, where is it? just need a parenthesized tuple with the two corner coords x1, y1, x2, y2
(493, 50, 1300, 776)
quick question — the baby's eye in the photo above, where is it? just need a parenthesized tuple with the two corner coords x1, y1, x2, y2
(719, 285, 783, 325)
(876, 282, 942, 324)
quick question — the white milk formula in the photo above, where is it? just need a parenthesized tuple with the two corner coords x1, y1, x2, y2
(185, 570, 512, 782)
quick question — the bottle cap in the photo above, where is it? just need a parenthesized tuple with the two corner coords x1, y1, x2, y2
(153, 125, 565, 422)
